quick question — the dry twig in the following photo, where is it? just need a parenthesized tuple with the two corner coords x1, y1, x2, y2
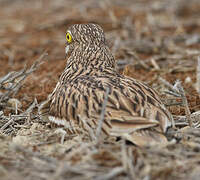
(175, 81, 193, 127)
(197, 56, 200, 93)
(96, 87, 110, 141)
(0, 51, 48, 103)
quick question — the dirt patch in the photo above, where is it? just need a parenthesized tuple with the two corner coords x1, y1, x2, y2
(0, 0, 200, 179)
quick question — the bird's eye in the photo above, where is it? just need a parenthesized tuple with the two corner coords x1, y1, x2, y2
(66, 32, 72, 43)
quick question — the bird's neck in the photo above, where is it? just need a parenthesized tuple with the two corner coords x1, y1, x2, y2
(60, 44, 116, 82)
(71, 44, 115, 68)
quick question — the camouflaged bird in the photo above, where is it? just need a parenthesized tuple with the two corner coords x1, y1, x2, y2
(39, 23, 173, 146)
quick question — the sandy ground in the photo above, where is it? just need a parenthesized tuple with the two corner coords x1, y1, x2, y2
(0, 0, 200, 179)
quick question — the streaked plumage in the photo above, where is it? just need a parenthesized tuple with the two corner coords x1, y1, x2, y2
(39, 23, 173, 146)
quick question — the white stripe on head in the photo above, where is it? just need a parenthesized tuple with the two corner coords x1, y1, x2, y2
(67, 30, 72, 34)
(65, 45, 69, 54)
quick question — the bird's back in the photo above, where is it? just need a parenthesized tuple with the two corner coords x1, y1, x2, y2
(39, 23, 173, 146)
(40, 66, 173, 146)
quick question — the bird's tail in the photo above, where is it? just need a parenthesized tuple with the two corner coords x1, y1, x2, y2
(123, 129, 168, 146)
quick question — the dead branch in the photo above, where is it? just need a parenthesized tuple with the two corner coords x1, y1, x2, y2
(0, 51, 48, 103)
(197, 56, 200, 93)
(96, 87, 110, 140)
(176, 81, 193, 127)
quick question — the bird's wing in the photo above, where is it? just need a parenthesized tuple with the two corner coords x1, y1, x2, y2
(39, 73, 173, 145)
(103, 76, 172, 128)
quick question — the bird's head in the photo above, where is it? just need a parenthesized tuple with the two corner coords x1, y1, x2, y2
(65, 23, 106, 55)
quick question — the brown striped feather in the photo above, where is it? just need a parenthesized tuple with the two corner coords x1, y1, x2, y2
(39, 23, 174, 146)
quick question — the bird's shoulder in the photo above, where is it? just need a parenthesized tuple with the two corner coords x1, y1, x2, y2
(49, 68, 172, 132)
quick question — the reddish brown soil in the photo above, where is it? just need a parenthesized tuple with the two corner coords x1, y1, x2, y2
(0, 0, 200, 179)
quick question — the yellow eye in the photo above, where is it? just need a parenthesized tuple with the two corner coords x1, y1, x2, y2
(66, 32, 72, 43)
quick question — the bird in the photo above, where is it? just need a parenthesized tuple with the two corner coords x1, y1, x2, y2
(39, 23, 174, 146)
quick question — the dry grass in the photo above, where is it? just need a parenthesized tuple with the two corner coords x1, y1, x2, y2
(0, 0, 200, 179)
